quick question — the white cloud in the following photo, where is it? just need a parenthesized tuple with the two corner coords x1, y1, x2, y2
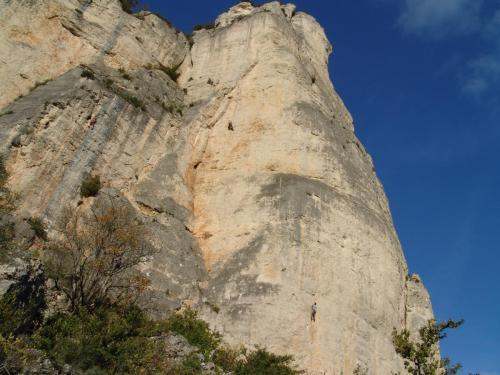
(462, 55, 500, 95)
(484, 9, 500, 38)
(462, 10, 500, 96)
(398, 0, 483, 38)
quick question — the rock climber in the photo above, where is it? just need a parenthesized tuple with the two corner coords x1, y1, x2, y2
(89, 116, 97, 129)
(311, 302, 317, 322)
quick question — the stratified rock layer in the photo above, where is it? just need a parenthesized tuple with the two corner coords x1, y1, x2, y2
(0, 1, 436, 373)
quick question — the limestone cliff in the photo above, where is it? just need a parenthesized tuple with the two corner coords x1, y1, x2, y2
(0, 1, 436, 373)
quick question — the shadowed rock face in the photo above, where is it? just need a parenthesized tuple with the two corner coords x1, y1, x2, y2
(0, 1, 436, 373)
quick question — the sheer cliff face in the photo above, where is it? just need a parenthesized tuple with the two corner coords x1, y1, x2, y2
(0, 1, 434, 373)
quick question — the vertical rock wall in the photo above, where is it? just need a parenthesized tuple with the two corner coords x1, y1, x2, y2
(0, 1, 437, 373)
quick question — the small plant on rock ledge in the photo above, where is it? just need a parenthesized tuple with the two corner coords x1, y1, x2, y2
(80, 68, 95, 80)
(119, 0, 138, 14)
(193, 22, 215, 31)
(157, 64, 180, 82)
(80, 174, 101, 198)
(28, 217, 47, 241)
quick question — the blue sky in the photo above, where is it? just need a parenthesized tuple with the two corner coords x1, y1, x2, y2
(137, 1, 500, 372)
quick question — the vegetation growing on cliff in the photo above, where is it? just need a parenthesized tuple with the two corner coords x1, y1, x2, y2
(0, 186, 303, 374)
(119, 0, 138, 14)
(80, 174, 101, 197)
(0, 156, 14, 250)
(0, 156, 11, 210)
(45, 198, 152, 312)
(393, 319, 463, 375)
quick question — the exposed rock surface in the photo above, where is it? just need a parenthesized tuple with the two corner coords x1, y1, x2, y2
(0, 1, 437, 373)
(0, 0, 188, 108)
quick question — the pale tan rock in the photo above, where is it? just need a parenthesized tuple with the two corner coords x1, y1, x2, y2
(215, 2, 255, 28)
(178, 6, 435, 374)
(0, 1, 437, 374)
(406, 274, 435, 337)
(0, 0, 188, 109)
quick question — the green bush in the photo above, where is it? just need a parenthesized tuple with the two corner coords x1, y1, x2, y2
(1, 295, 304, 375)
(0, 336, 35, 374)
(104, 78, 114, 88)
(121, 93, 145, 110)
(34, 305, 170, 374)
(81, 69, 95, 80)
(158, 64, 180, 82)
(28, 217, 47, 241)
(174, 353, 203, 374)
(165, 308, 221, 356)
(0, 221, 14, 253)
(212, 346, 242, 370)
(0, 155, 7, 188)
(0, 271, 45, 337)
(0, 109, 14, 117)
(235, 348, 304, 375)
(193, 22, 215, 31)
(119, 0, 138, 13)
(80, 175, 101, 198)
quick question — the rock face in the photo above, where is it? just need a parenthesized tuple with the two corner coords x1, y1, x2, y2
(0, 1, 436, 373)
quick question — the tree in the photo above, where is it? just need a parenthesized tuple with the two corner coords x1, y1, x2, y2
(393, 319, 464, 375)
(45, 195, 154, 311)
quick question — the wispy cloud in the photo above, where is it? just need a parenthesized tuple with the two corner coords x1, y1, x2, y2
(462, 55, 500, 95)
(385, 0, 500, 98)
(397, 0, 483, 39)
(462, 10, 500, 96)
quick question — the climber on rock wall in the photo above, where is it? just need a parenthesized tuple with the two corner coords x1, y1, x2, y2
(311, 302, 317, 322)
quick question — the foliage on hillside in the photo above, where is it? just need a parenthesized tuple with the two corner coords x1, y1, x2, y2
(393, 319, 463, 375)
(0, 173, 303, 374)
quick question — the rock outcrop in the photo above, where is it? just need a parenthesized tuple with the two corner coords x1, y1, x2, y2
(0, 1, 436, 373)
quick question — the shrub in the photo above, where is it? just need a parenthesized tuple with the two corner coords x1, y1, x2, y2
(186, 34, 194, 48)
(0, 155, 7, 189)
(80, 174, 101, 198)
(119, 0, 138, 14)
(0, 155, 15, 215)
(45, 196, 153, 311)
(165, 308, 221, 356)
(28, 217, 47, 241)
(205, 301, 220, 313)
(0, 109, 14, 117)
(33, 305, 171, 374)
(173, 352, 203, 374)
(212, 346, 242, 370)
(354, 364, 368, 375)
(193, 22, 215, 31)
(235, 347, 304, 375)
(0, 221, 14, 253)
(121, 93, 145, 110)
(81, 69, 95, 80)
(0, 336, 38, 374)
(158, 64, 180, 82)
(0, 269, 45, 337)
(104, 78, 114, 88)
(162, 102, 184, 116)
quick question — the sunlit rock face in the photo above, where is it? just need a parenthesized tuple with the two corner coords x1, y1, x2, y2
(0, 1, 435, 373)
